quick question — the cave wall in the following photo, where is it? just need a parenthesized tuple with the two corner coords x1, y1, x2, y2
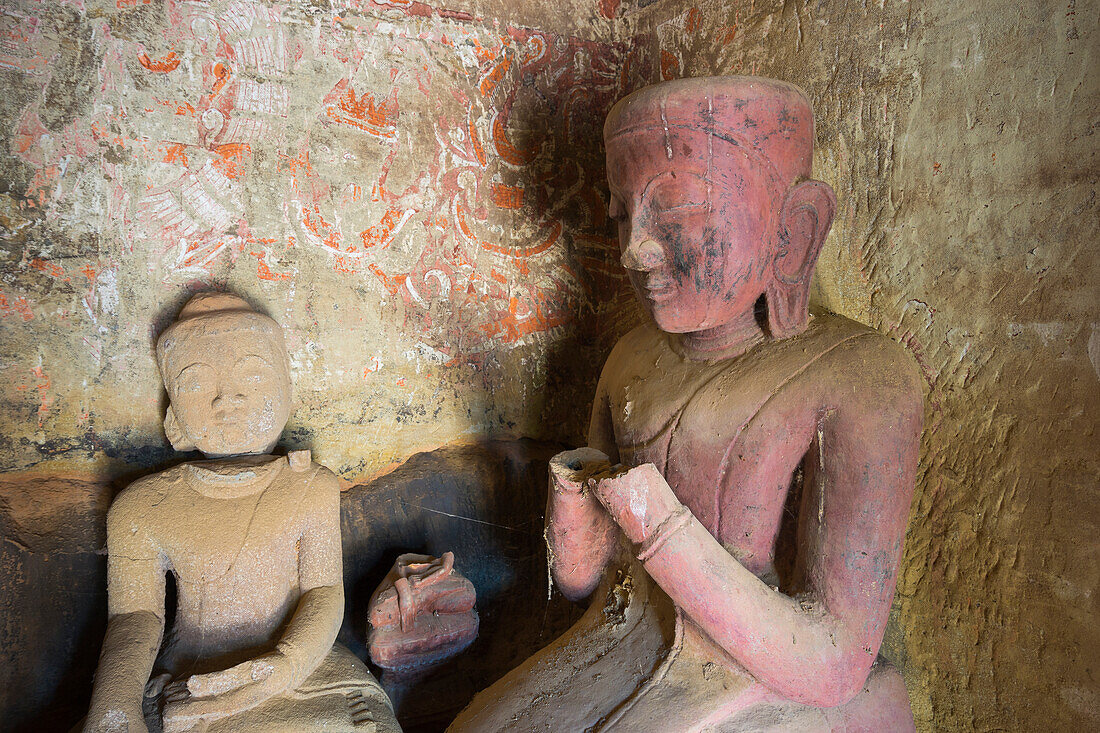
(1, 0, 1097, 731)
(0, 0, 647, 483)
(626, 0, 1099, 730)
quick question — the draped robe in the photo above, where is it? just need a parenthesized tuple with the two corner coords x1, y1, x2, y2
(450, 312, 915, 732)
(107, 456, 399, 733)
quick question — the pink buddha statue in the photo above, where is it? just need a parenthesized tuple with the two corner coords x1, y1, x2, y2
(449, 77, 923, 731)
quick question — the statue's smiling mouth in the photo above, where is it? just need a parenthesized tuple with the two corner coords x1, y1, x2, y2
(211, 409, 249, 426)
(643, 278, 676, 302)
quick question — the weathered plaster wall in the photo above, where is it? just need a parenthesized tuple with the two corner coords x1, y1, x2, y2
(2, 0, 1097, 731)
(628, 0, 1099, 730)
(0, 3, 652, 728)
(0, 0, 648, 482)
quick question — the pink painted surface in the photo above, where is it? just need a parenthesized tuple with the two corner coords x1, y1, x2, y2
(367, 551, 478, 675)
(451, 77, 923, 731)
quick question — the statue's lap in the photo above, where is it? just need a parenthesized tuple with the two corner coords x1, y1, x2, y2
(452, 557, 912, 732)
(146, 645, 398, 733)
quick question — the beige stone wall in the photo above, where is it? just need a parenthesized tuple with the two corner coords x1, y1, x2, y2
(628, 0, 1100, 729)
(0, 0, 645, 482)
(2, 0, 1097, 729)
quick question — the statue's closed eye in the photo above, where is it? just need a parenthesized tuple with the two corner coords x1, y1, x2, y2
(175, 363, 216, 394)
(233, 355, 277, 387)
(660, 202, 710, 215)
(640, 172, 710, 210)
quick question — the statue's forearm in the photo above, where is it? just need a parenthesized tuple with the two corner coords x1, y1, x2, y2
(276, 584, 343, 686)
(87, 610, 163, 716)
(155, 587, 342, 727)
(546, 484, 618, 601)
(641, 517, 875, 708)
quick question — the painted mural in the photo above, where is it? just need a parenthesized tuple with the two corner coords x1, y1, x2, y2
(0, 0, 650, 477)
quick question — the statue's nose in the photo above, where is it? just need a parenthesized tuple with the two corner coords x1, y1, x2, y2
(210, 389, 243, 410)
(621, 238, 665, 272)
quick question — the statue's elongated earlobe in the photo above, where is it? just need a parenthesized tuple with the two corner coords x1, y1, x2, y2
(766, 179, 836, 338)
(164, 405, 196, 452)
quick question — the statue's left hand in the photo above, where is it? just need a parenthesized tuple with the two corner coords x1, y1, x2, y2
(592, 463, 683, 546)
(161, 652, 295, 732)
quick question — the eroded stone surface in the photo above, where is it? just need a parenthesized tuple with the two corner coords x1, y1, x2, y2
(84, 293, 399, 733)
(1, 1, 1096, 731)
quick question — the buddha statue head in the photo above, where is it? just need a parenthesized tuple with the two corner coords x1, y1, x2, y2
(156, 292, 291, 457)
(604, 76, 836, 345)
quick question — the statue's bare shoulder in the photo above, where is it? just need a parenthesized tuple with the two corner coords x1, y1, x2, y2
(807, 313, 925, 413)
(599, 322, 669, 384)
(308, 462, 340, 489)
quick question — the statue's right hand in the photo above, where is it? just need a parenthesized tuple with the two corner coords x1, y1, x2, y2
(160, 651, 295, 731)
(549, 447, 612, 495)
(83, 704, 149, 733)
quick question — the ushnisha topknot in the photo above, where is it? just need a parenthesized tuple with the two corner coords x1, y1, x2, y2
(156, 292, 289, 382)
(604, 76, 816, 191)
(174, 291, 258, 319)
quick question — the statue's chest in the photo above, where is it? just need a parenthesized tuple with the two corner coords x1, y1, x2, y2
(155, 480, 304, 584)
(609, 355, 728, 469)
(605, 331, 830, 540)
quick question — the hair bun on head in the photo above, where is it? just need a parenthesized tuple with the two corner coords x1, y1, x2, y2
(156, 291, 288, 382)
(176, 292, 255, 320)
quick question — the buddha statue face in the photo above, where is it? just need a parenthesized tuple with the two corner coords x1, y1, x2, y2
(157, 293, 291, 457)
(606, 131, 774, 335)
(604, 77, 836, 341)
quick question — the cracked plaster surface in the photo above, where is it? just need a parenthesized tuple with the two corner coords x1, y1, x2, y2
(0, 0, 1097, 731)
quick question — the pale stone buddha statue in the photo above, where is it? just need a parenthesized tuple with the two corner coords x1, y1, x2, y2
(83, 293, 400, 733)
(449, 77, 923, 731)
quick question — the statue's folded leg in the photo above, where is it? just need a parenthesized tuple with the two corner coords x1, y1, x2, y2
(595, 622, 760, 733)
(601, 653, 913, 733)
(600, 668, 826, 733)
(146, 645, 399, 733)
(449, 575, 673, 733)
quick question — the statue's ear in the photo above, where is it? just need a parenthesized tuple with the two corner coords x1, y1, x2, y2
(164, 405, 197, 452)
(766, 179, 836, 339)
